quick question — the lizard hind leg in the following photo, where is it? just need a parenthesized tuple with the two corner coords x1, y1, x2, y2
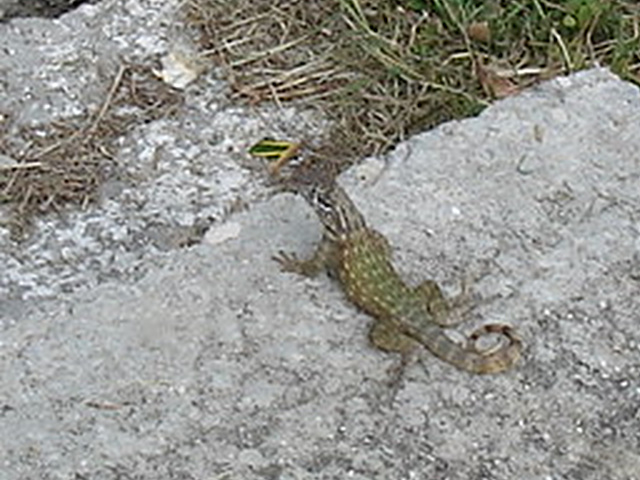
(415, 278, 473, 328)
(368, 319, 423, 392)
(369, 319, 421, 355)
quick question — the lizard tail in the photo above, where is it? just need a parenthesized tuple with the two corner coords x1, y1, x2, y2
(403, 322, 522, 374)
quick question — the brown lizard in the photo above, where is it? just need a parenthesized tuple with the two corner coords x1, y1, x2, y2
(273, 160, 522, 374)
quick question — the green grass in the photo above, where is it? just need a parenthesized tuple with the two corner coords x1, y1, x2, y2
(185, 0, 639, 168)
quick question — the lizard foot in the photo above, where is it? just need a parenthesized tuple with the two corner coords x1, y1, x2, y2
(273, 251, 305, 273)
(273, 250, 324, 277)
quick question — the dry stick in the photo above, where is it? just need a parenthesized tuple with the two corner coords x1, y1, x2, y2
(550, 28, 573, 71)
(218, 12, 271, 35)
(18, 183, 33, 213)
(200, 36, 254, 57)
(29, 65, 127, 161)
(0, 161, 43, 171)
(30, 131, 79, 160)
(340, 0, 396, 49)
(267, 82, 284, 111)
(230, 36, 309, 68)
(88, 63, 127, 133)
(584, 11, 601, 62)
(1, 168, 19, 197)
(242, 66, 344, 95)
(254, 58, 338, 80)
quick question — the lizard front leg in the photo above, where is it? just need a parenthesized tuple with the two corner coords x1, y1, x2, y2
(273, 235, 341, 277)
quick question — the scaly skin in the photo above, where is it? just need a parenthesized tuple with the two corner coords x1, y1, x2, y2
(275, 175, 522, 374)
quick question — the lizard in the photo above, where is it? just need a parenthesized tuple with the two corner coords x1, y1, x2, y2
(272, 158, 522, 374)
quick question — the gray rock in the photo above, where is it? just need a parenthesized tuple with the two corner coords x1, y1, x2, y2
(0, 0, 639, 479)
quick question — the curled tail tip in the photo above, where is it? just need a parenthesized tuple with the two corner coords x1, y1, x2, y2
(471, 324, 523, 374)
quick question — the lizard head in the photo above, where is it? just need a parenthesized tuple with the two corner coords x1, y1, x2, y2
(273, 156, 367, 239)
(298, 181, 367, 241)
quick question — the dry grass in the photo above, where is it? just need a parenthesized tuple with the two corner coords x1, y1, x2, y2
(184, 0, 640, 170)
(0, 63, 183, 239)
(2, 1, 638, 237)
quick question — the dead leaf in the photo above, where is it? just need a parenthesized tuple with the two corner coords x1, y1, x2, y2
(468, 21, 491, 43)
(474, 60, 521, 99)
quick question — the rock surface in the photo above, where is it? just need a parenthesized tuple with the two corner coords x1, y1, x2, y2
(1, 1, 639, 479)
